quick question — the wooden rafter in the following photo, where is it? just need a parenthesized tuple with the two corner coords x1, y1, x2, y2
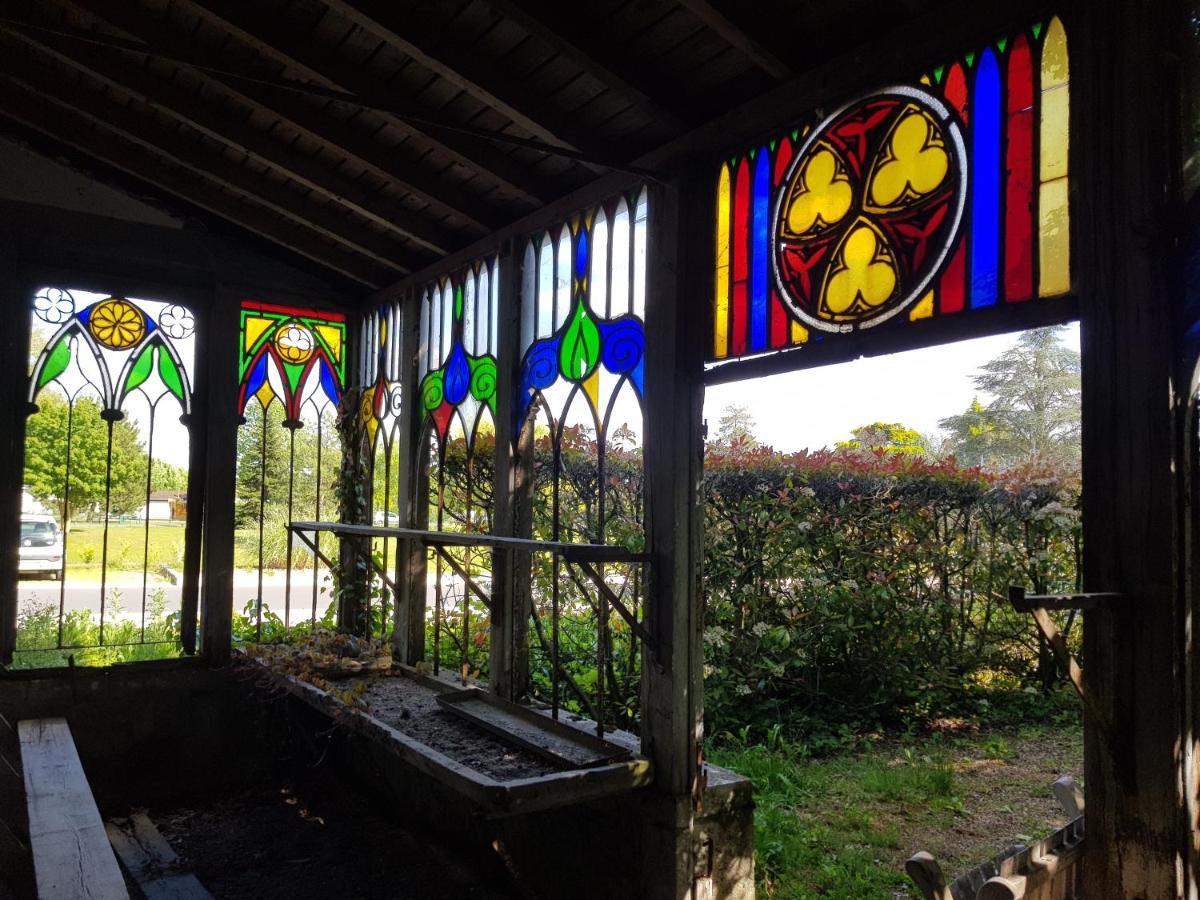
(0, 47, 418, 277)
(320, 0, 610, 159)
(0, 79, 389, 287)
(675, 0, 793, 80)
(476, 0, 686, 132)
(176, 0, 552, 206)
(0, 23, 455, 259)
(64, 0, 502, 233)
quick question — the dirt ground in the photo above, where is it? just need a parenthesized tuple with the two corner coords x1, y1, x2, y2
(154, 769, 519, 900)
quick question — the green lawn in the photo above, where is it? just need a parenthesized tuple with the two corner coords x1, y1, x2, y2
(708, 720, 1084, 899)
(62, 521, 186, 573)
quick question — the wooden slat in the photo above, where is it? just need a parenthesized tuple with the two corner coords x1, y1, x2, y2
(60, 0, 503, 233)
(0, 79, 388, 287)
(1, 19, 456, 258)
(674, 0, 793, 79)
(321, 0, 607, 159)
(477, 0, 685, 132)
(176, 0, 551, 206)
(105, 813, 212, 900)
(18, 718, 129, 900)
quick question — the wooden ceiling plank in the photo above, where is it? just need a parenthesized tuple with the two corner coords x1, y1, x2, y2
(176, 0, 552, 206)
(0, 80, 387, 287)
(68, 0, 503, 233)
(674, 0, 793, 80)
(476, 0, 686, 131)
(0, 48, 420, 275)
(2, 21, 459, 257)
(320, 0, 611, 161)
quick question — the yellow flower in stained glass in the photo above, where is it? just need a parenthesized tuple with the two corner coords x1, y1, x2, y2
(823, 223, 897, 317)
(868, 110, 949, 207)
(785, 147, 852, 235)
(274, 322, 315, 365)
(89, 299, 145, 350)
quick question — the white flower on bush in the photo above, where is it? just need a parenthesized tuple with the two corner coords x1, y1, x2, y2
(752, 621, 770, 637)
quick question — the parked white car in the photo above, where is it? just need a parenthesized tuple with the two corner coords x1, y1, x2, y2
(19, 515, 63, 579)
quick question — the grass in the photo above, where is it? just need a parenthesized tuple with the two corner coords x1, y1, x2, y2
(62, 521, 186, 573)
(708, 716, 1084, 899)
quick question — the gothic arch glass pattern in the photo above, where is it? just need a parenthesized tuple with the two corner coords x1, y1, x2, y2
(417, 258, 499, 678)
(236, 301, 346, 641)
(23, 287, 195, 660)
(711, 16, 1070, 361)
(516, 189, 648, 727)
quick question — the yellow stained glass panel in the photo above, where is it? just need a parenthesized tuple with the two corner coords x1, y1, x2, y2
(316, 324, 344, 361)
(909, 290, 935, 321)
(714, 164, 731, 359)
(1040, 18, 1069, 182)
(1039, 178, 1070, 296)
(243, 315, 272, 353)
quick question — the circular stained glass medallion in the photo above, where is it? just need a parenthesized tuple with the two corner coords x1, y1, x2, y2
(771, 87, 967, 332)
(274, 321, 315, 365)
(88, 298, 146, 349)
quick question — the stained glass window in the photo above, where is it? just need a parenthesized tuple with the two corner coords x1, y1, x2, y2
(516, 189, 648, 727)
(711, 17, 1070, 362)
(416, 258, 499, 677)
(236, 302, 346, 640)
(23, 288, 195, 661)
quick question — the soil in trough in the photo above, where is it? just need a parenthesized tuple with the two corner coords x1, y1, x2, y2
(344, 674, 561, 781)
(155, 769, 516, 900)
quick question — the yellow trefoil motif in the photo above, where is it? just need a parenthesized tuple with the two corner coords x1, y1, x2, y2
(824, 224, 897, 316)
(785, 147, 852, 235)
(869, 110, 949, 207)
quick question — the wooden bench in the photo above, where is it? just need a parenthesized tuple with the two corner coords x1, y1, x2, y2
(19, 717, 128, 900)
(906, 776, 1085, 900)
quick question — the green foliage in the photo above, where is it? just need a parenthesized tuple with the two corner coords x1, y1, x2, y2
(713, 403, 759, 450)
(703, 445, 1082, 738)
(12, 588, 181, 668)
(836, 422, 931, 457)
(941, 326, 1081, 468)
(25, 393, 150, 522)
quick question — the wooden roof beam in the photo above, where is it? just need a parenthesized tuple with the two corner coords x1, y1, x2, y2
(0, 47, 420, 277)
(1, 23, 459, 257)
(178, 0, 552, 206)
(65, 0, 504, 233)
(476, 0, 687, 132)
(320, 0, 612, 161)
(0, 80, 389, 287)
(675, 0, 793, 80)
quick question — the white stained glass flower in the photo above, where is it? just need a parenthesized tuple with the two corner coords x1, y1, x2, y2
(33, 288, 75, 325)
(160, 304, 196, 340)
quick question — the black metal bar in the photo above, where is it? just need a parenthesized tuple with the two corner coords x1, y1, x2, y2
(56, 396, 75, 649)
(139, 401, 157, 643)
(286, 520, 650, 562)
(284, 422, 297, 630)
(97, 416, 115, 646)
(574, 559, 656, 650)
(432, 545, 493, 610)
(255, 408, 268, 642)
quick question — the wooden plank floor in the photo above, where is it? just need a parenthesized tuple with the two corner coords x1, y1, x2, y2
(18, 717, 128, 900)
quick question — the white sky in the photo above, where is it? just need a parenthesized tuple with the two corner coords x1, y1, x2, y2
(703, 322, 1080, 452)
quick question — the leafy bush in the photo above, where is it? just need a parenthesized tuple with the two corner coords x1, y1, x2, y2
(703, 444, 1081, 738)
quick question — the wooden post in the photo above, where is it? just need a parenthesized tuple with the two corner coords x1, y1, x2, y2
(0, 259, 32, 666)
(489, 244, 526, 699)
(394, 289, 428, 665)
(199, 285, 240, 664)
(1073, 1, 1187, 895)
(639, 173, 707, 899)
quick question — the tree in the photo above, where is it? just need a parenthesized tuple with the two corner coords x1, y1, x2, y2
(940, 326, 1081, 469)
(836, 422, 931, 457)
(24, 394, 148, 526)
(152, 460, 189, 493)
(713, 404, 759, 449)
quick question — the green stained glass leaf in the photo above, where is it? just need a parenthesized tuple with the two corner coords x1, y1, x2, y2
(284, 362, 303, 396)
(469, 355, 497, 414)
(1032, 21, 1044, 39)
(421, 371, 444, 413)
(37, 336, 71, 390)
(454, 285, 463, 320)
(997, 37, 1008, 53)
(559, 301, 600, 382)
(157, 348, 185, 402)
(933, 65, 945, 83)
(965, 51, 976, 67)
(124, 344, 154, 394)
